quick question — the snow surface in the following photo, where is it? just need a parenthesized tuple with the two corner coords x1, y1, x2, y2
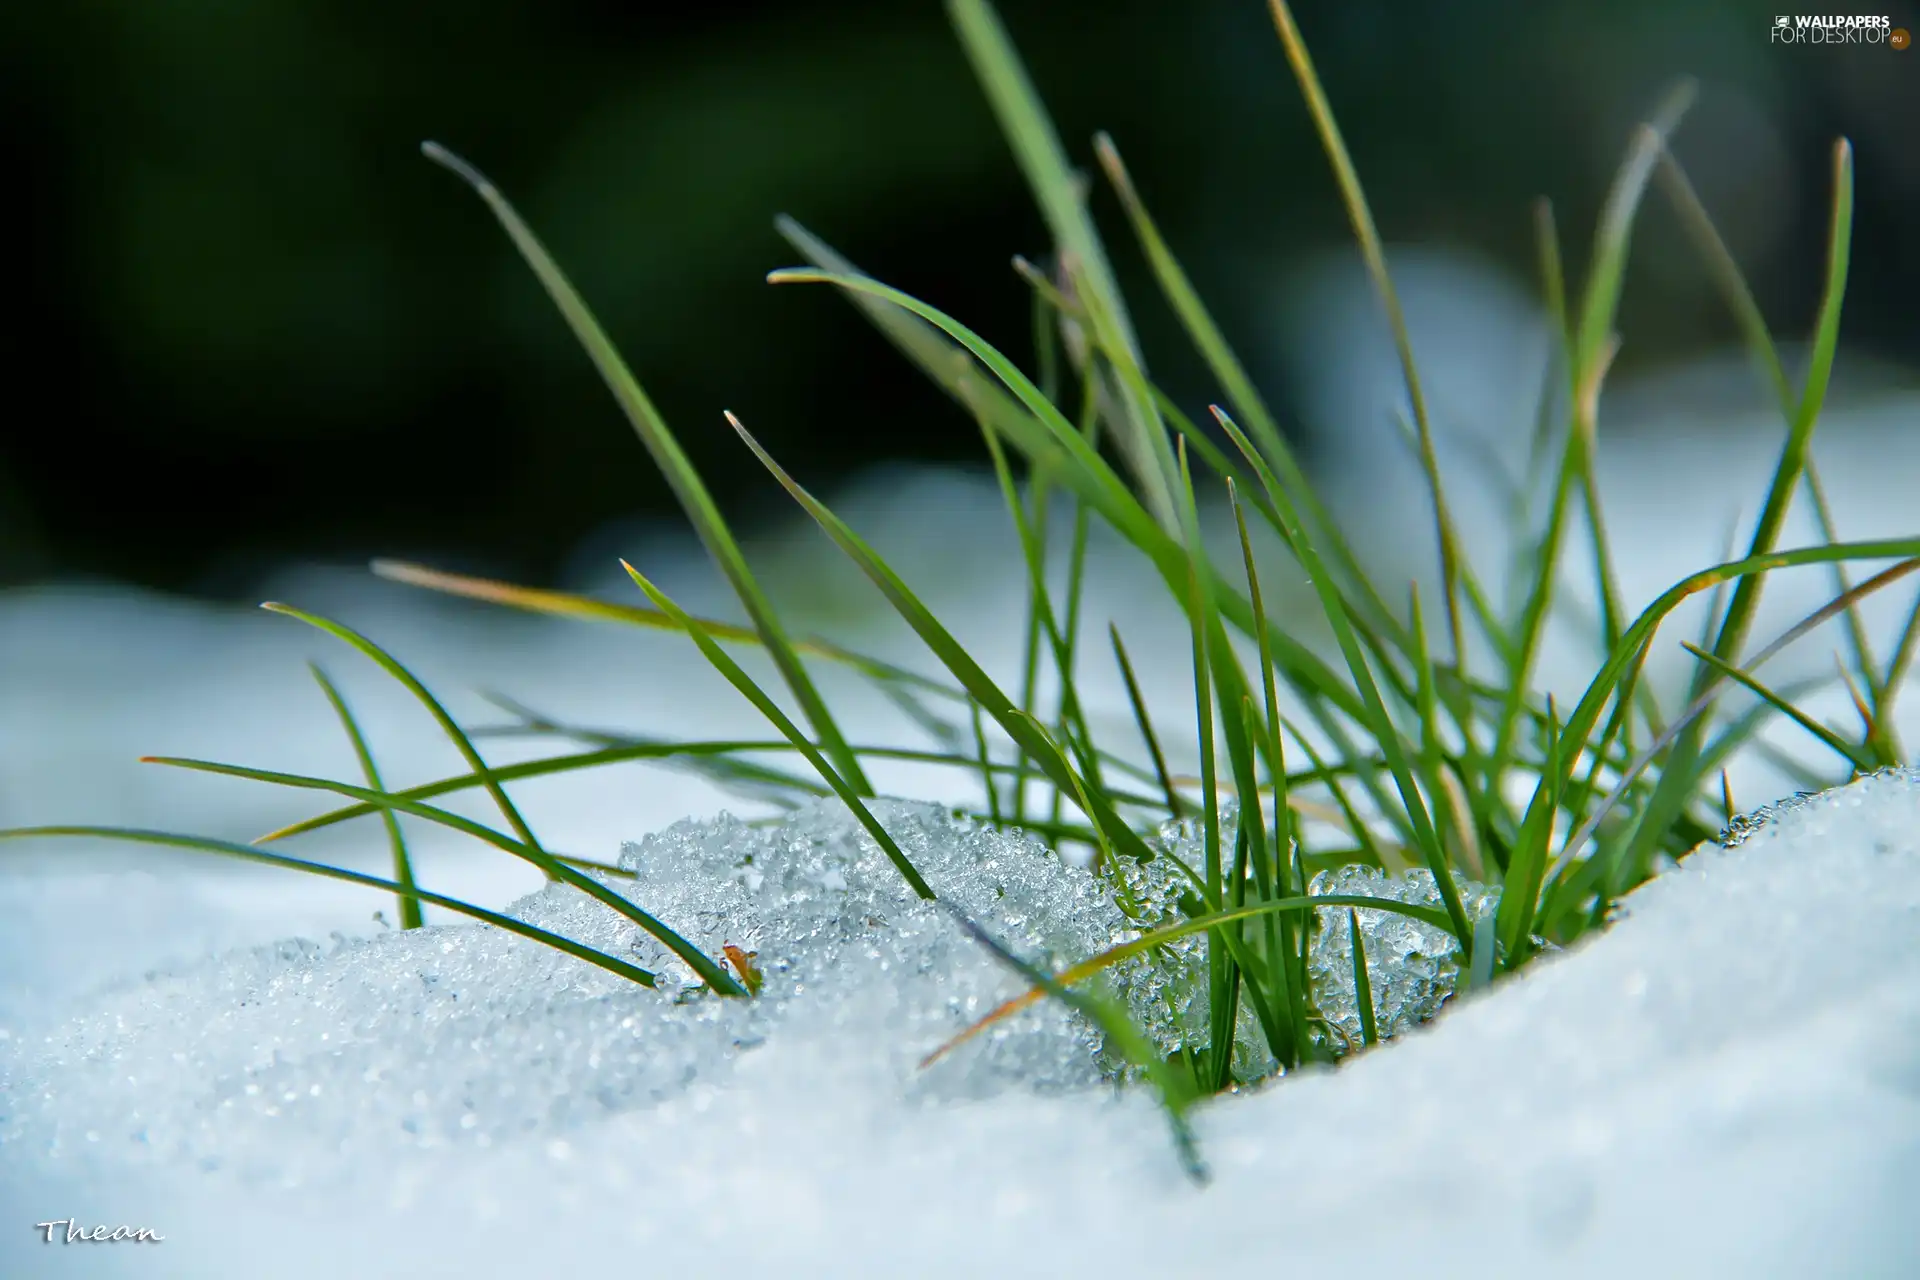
(4, 771, 1917, 1278)
(4, 252, 1918, 1275)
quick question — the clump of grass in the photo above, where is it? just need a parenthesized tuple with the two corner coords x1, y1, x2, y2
(6, 0, 1917, 1173)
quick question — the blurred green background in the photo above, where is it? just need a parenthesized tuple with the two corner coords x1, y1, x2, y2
(2, 0, 1914, 595)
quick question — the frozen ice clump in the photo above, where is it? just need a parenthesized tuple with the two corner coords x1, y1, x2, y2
(0, 799, 1155, 1190)
(1117, 805, 1501, 1071)
(1307, 864, 1499, 1048)
(598, 797, 1160, 1095)
(1110, 803, 1277, 1080)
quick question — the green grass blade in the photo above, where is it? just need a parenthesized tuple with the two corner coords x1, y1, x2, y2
(722, 409, 1159, 865)
(1502, 536, 1920, 957)
(1347, 909, 1379, 1048)
(308, 662, 422, 930)
(256, 738, 826, 845)
(1706, 139, 1855, 674)
(1463, 905, 1498, 995)
(1495, 92, 1693, 784)
(1171, 438, 1236, 1086)
(1235, 483, 1309, 1052)
(1679, 642, 1876, 771)
(140, 753, 746, 996)
(420, 143, 872, 797)
(1548, 558, 1920, 893)
(1655, 146, 1891, 758)
(372, 559, 965, 703)
(619, 557, 936, 900)
(1265, 0, 1465, 663)
(1110, 625, 1184, 819)
(0, 826, 659, 987)
(774, 216, 1063, 473)
(946, 0, 1177, 529)
(263, 602, 551, 865)
(1215, 407, 1469, 949)
(469, 693, 1171, 810)
(1627, 126, 1860, 858)
(939, 899, 1207, 1182)
(1093, 132, 1405, 649)
(767, 266, 1373, 730)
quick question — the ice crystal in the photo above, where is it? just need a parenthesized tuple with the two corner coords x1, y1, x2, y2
(1307, 864, 1500, 1049)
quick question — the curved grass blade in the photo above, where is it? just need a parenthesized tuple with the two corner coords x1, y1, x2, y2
(773, 217, 1061, 474)
(1501, 536, 1920, 958)
(938, 898, 1207, 1182)
(620, 557, 937, 900)
(263, 603, 549, 864)
(472, 690, 1175, 802)
(372, 559, 963, 702)
(1626, 139, 1857, 875)
(721, 409, 1157, 866)
(765, 266, 1371, 730)
(1552, 556, 1920, 889)
(420, 143, 872, 797)
(920, 889, 1452, 1070)
(1680, 642, 1877, 772)
(276, 707, 1165, 846)
(0, 826, 658, 988)
(308, 662, 422, 929)
(140, 754, 747, 996)
(255, 737, 822, 845)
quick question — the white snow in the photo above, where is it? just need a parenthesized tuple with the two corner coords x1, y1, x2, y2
(4, 768, 1916, 1277)
(4, 254, 1918, 1275)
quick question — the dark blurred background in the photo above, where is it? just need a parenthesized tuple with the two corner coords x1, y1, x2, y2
(2, 0, 1915, 596)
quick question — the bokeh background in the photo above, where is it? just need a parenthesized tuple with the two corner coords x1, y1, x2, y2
(4, 0, 1916, 595)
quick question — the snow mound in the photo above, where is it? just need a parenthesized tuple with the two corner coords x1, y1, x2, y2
(0, 802, 1158, 1188)
(4, 771, 1918, 1277)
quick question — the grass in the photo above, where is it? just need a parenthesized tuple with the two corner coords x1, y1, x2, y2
(5, 0, 1918, 1174)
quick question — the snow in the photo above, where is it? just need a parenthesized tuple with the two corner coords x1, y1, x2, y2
(4, 253, 1919, 1275)
(4, 767, 1916, 1277)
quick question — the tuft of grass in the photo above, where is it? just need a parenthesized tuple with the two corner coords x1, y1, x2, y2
(6, 0, 1914, 1176)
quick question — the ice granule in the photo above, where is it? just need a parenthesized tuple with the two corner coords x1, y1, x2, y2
(1307, 864, 1499, 1049)
(0, 799, 1167, 1188)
